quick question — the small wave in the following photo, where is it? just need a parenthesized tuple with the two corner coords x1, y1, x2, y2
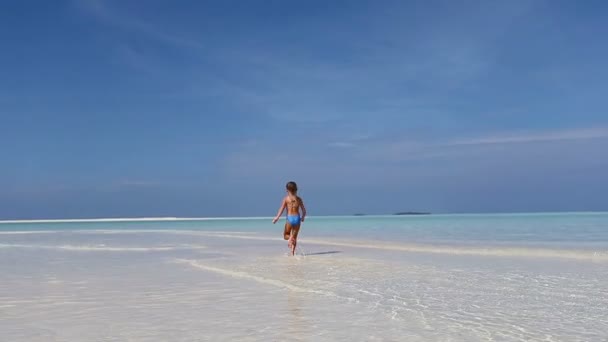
(303, 240, 608, 262)
(0, 230, 259, 235)
(0, 217, 272, 224)
(0, 243, 206, 252)
(0, 231, 58, 235)
(192, 234, 608, 262)
(174, 258, 358, 302)
(75, 230, 259, 235)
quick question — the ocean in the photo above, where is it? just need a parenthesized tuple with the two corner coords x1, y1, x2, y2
(1, 213, 607, 341)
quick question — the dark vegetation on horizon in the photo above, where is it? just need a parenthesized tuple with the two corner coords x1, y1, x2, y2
(394, 212, 431, 215)
(353, 212, 431, 216)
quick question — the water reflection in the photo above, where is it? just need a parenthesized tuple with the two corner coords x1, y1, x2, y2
(286, 261, 309, 340)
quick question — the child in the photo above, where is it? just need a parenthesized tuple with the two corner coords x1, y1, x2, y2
(272, 181, 307, 256)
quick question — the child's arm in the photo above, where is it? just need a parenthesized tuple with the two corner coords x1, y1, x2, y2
(272, 198, 286, 224)
(300, 198, 307, 222)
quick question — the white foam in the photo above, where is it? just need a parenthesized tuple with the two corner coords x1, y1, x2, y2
(174, 258, 357, 302)
(0, 216, 273, 224)
(74, 230, 259, 235)
(0, 229, 258, 235)
(1, 229, 606, 262)
(0, 231, 57, 234)
(0, 243, 206, 252)
(192, 233, 608, 262)
(0, 217, 185, 224)
(302, 239, 608, 261)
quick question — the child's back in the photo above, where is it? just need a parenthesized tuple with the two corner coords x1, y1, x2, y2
(272, 181, 306, 255)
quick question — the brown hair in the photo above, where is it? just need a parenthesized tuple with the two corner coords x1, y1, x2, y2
(286, 181, 298, 194)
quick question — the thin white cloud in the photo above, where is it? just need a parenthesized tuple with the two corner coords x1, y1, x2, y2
(328, 134, 373, 148)
(70, 1, 531, 127)
(350, 126, 608, 163)
(445, 127, 608, 146)
(201, 0, 505, 125)
(117, 180, 161, 187)
(219, 125, 608, 190)
(75, 0, 203, 49)
(328, 142, 355, 148)
(6, 184, 71, 197)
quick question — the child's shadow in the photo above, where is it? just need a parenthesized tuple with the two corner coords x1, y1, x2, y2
(304, 251, 342, 256)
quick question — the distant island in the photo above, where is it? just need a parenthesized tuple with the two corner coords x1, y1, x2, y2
(393, 212, 431, 215)
(351, 212, 431, 216)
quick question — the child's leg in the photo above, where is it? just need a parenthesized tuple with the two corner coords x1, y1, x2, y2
(283, 222, 292, 240)
(289, 226, 300, 255)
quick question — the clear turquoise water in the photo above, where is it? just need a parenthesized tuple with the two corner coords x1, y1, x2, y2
(2, 213, 608, 341)
(3, 212, 608, 248)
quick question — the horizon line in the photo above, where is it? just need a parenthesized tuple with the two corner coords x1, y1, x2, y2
(1, 211, 607, 224)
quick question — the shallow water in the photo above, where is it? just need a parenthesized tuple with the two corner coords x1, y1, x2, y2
(1, 214, 608, 341)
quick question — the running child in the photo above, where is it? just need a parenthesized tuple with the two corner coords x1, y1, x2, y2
(272, 181, 307, 256)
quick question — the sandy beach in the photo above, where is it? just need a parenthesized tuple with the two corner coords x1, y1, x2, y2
(1, 214, 607, 341)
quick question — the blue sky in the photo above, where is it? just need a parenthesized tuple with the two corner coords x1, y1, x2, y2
(1, 0, 607, 219)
